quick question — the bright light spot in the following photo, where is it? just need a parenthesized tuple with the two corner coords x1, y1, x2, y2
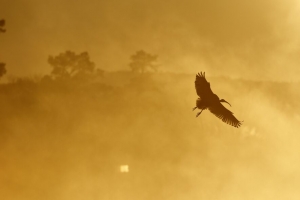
(250, 127, 256, 136)
(120, 165, 129, 173)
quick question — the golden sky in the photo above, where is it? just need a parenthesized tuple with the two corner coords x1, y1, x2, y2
(1, 0, 300, 80)
(2, 1, 300, 199)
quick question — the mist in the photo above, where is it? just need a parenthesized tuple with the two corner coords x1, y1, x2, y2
(1, 0, 300, 80)
(1, 0, 300, 199)
(0, 72, 300, 199)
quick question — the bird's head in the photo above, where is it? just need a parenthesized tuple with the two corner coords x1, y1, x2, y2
(220, 99, 231, 107)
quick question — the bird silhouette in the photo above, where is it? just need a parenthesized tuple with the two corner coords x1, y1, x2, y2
(193, 72, 242, 128)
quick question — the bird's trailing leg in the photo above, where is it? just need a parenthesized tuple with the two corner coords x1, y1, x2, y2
(192, 107, 197, 111)
(196, 109, 204, 117)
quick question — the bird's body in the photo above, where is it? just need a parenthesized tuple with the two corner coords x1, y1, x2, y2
(193, 72, 242, 128)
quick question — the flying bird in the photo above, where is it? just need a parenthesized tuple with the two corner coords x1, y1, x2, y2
(193, 72, 242, 128)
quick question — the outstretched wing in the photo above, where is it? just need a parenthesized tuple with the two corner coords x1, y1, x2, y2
(195, 72, 214, 99)
(209, 103, 242, 128)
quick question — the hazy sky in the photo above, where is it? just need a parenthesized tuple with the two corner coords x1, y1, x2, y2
(1, 0, 300, 80)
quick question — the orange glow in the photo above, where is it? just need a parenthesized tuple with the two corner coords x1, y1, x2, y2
(1, 1, 300, 199)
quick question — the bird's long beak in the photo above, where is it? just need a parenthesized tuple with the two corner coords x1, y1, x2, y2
(220, 99, 231, 107)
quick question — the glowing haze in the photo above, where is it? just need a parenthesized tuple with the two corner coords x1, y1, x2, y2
(1, 1, 300, 200)
(1, 0, 300, 80)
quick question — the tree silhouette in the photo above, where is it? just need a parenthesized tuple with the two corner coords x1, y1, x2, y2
(0, 19, 6, 78)
(0, 19, 5, 33)
(48, 51, 95, 79)
(129, 50, 158, 73)
(0, 63, 6, 78)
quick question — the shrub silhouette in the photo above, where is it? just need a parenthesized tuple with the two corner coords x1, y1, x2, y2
(48, 51, 95, 79)
(129, 50, 158, 73)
